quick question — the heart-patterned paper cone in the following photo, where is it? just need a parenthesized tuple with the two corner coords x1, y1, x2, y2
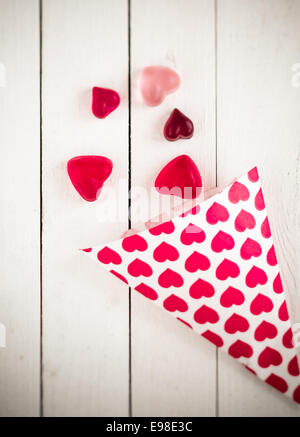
(82, 167, 300, 404)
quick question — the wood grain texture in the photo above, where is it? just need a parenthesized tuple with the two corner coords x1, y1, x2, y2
(1, 0, 300, 417)
(217, 0, 300, 416)
(42, 0, 129, 416)
(130, 0, 217, 416)
(0, 0, 40, 417)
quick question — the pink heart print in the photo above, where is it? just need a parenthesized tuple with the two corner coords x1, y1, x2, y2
(127, 258, 153, 277)
(254, 321, 278, 342)
(185, 252, 210, 272)
(163, 294, 188, 312)
(180, 223, 206, 245)
(220, 286, 245, 308)
(122, 234, 148, 252)
(240, 238, 262, 260)
(153, 242, 179, 262)
(235, 209, 256, 232)
(211, 230, 235, 253)
(228, 181, 250, 204)
(189, 278, 215, 299)
(158, 268, 184, 288)
(82, 167, 300, 405)
(224, 313, 250, 334)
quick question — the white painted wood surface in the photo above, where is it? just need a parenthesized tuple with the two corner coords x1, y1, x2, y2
(130, 0, 217, 417)
(1, 0, 300, 417)
(0, 0, 40, 417)
(217, 0, 300, 416)
(42, 0, 129, 417)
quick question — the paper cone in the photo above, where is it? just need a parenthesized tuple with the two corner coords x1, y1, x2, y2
(82, 167, 300, 404)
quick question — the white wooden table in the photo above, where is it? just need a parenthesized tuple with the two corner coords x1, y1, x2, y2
(1, 0, 300, 417)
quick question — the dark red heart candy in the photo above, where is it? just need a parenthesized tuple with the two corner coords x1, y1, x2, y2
(163, 108, 194, 141)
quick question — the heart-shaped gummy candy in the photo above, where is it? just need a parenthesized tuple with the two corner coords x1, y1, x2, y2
(140, 66, 180, 106)
(92, 87, 120, 118)
(67, 155, 113, 202)
(163, 108, 194, 141)
(155, 154, 202, 199)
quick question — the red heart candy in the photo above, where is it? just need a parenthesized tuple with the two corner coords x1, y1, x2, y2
(206, 202, 229, 225)
(97, 247, 122, 265)
(163, 108, 194, 141)
(225, 314, 249, 334)
(240, 238, 262, 260)
(180, 223, 206, 245)
(189, 278, 215, 299)
(228, 181, 250, 204)
(265, 374, 288, 394)
(228, 340, 253, 359)
(234, 209, 256, 232)
(273, 273, 283, 294)
(278, 301, 289, 321)
(258, 347, 282, 368)
(288, 356, 300, 376)
(246, 266, 267, 288)
(135, 283, 158, 301)
(282, 328, 294, 349)
(211, 230, 235, 253)
(149, 220, 175, 235)
(127, 258, 153, 277)
(153, 242, 179, 262)
(140, 66, 180, 106)
(185, 251, 210, 273)
(122, 234, 148, 252)
(202, 330, 224, 348)
(220, 286, 245, 308)
(261, 217, 271, 238)
(254, 321, 278, 341)
(155, 155, 202, 199)
(216, 259, 240, 280)
(194, 305, 219, 324)
(250, 293, 273, 315)
(267, 245, 277, 266)
(158, 268, 183, 288)
(248, 167, 259, 183)
(92, 86, 120, 118)
(67, 155, 113, 202)
(163, 294, 188, 312)
(255, 188, 265, 210)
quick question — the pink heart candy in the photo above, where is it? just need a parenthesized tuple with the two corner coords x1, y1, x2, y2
(140, 66, 180, 106)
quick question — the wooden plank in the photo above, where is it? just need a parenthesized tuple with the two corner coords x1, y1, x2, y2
(130, 0, 217, 416)
(42, 0, 129, 416)
(217, 0, 300, 416)
(0, 0, 40, 417)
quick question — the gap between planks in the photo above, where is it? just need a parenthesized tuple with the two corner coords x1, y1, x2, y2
(39, 0, 44, 418)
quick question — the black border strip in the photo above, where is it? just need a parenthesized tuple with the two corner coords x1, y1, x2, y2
(127, 0, 132, 418)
